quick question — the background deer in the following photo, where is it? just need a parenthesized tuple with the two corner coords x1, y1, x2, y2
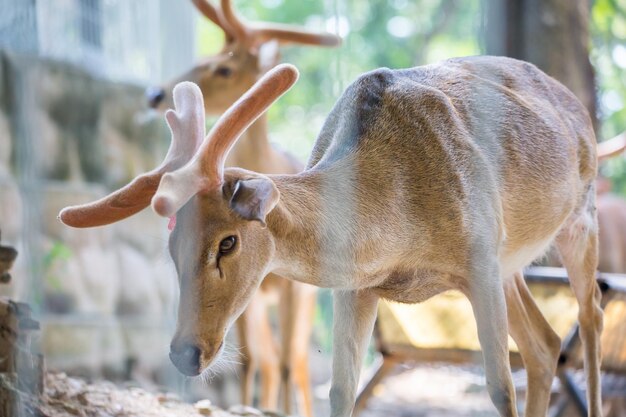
(61, 58, 603, 417)
(146, 1, 340, 415)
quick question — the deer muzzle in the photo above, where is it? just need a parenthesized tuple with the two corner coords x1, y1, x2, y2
(169, 338, 224, 377)
(146, 86, 166, 109)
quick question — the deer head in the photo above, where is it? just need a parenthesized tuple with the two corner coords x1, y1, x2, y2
(60, 64, 299, 376)
(146, 0, 339, 114)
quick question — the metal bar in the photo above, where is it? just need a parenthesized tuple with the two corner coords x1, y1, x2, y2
(527, 266, 620, 416)
(354, 356, 398, 416)
(549, 394, 570, 417)
(524, 266, 626, 294)
(556, 369, 588, 416)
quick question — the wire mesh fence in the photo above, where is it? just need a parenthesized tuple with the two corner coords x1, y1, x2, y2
(0, 0, 195, 84)
(0, 0, 200, 398)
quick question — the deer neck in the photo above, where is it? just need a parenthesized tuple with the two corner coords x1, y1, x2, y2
(266, 171, 327, 286)
(266, 165, 383, 289)
(226, 115, 274, 169)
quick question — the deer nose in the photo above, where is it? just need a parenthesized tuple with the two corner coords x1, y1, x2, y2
(169, 342, 201, 376)
(146, 87, 166, 108)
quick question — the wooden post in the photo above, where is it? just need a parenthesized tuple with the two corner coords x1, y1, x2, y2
(484, 0, 598, 131)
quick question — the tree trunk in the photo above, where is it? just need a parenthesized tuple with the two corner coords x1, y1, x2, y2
(484, 0, 598, 130)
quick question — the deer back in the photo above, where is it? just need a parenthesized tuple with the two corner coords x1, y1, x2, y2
(300, 56, 596, 280)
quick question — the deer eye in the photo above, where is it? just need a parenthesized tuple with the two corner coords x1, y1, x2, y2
(215, 66, 233, 78)
(219, 236, 237, 254)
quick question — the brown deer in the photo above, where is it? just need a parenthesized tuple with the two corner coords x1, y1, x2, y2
(60, 58, 603, 417)
(147, 1, 339, 415)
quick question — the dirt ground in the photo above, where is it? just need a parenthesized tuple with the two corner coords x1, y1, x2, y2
(8, 359, 626, 417)
(4, 372, 287, 417)
(313, 363, 500, 417)
(2, 364, 502, 417)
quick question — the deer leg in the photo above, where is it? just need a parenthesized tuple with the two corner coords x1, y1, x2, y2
(256, 294, 280, 411)
(236, 312, 256, 406)
(291, 285, 316, 417)
(278, 281, 315, 417)
(329, 289, 379, 417)
(504, 271, 561, 417)
(555, 211, 603, 417)
(278, 280, 295, 414)
(468, 260, 518, 417)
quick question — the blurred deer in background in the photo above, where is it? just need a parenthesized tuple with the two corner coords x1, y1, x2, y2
(61, 57, 604, 417)
(146, 1, 340, 415)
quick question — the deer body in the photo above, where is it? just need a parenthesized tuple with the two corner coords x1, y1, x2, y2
(270, 58, 593, 288)
(61, 58, 603, 417)
(259, 57, 601, 416)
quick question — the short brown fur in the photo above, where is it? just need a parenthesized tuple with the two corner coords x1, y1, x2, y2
(62, 57, 603, 417)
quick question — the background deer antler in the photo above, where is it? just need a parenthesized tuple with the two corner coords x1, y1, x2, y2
(191, 0, 237, 42)
(192, 0, 341, 48)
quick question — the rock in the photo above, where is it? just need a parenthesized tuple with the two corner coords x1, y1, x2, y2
(0, 296, 44, 417)
(260, 412, 287, 417)
(227, 404, 264, 416)
(5, 372, 268, 417)
(195, 399, 221, 415)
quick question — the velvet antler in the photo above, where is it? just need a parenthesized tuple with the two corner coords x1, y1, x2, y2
(191, 0, 237, 43)
(59, 82, 206, 227)
(151, 63, 299, 217)
(193, 0, 341, 49)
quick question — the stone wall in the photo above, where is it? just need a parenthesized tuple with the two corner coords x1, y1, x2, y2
(0, 49, 179, 381)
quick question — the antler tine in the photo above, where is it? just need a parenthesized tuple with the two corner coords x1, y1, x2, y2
(59, 83, 205, 228)
(151, 64, 299, 218)
(252, 23, 342, 47)
(598, 131, 626, 163)
(219, 0, 250, 41)
(165, 82, 206, 164)
(217, 0, 341, 48)
(201, 63, 299, 180)
(191, 0, 236, 43)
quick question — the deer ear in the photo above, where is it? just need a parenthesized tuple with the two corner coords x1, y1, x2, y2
(228, 177, 280, 225)
(257, 40, 280, 73)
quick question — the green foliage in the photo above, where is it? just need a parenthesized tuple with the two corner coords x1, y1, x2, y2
(43, 240, 73, 291)
(591, 0, 626, 196)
